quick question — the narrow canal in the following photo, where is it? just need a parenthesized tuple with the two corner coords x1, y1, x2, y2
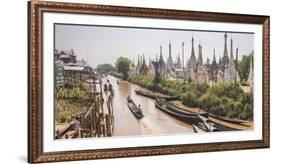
(101, 75, 194, 137)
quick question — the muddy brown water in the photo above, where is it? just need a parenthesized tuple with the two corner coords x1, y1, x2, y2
(101, 75, 194, 137)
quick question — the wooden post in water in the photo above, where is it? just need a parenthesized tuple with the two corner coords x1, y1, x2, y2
(110, 97, 113, 119)
(99, 78, 104, 113)
(106, 94, 114, 133)
(98, 97, 102, 137)
(106, 100, 112, 134)
(107, 100, 111, 116)
(90, 105, 94, 137)
(102, 124, 106, 137)
(106, 114, 112, 136)
(97, 122, 101, 137)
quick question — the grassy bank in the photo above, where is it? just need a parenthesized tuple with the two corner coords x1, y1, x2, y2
(55, 99, 90, 123)
(55, 80, 93, 123)
(128, 74, 253, 120)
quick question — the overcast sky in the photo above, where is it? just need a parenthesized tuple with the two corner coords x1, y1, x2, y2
(55, 24, 254, 68)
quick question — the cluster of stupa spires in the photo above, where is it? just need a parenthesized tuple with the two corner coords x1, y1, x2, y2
(132, 33, 252, 85)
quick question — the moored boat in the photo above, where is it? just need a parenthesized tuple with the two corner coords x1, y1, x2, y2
(209, 113, 249, 124)
(135, 89, 155, 99)
(135, 89, 179, 101)
(158, 99, 246, 130)
(192, 124, 206, 133)
(127, 96, 144, 119)
(160, 99, 208, 117)
(155, 98, 201, 123)
(161, 95, 180, 101)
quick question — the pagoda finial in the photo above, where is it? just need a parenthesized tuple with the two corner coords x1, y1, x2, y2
(223, 33, 228, 57)
(160, 45, 163, 61)
(212, 48, 217, 64)
(230, 37, 234, 60)
(142, 54, 145, 65)
(169, 40, 172, 57)
(213, 48, 216, 59)
(156, 53, 158, 62)
(198, 43, 203, 66)
(236, 47, 239, 61)
(191, 36, 195, 58)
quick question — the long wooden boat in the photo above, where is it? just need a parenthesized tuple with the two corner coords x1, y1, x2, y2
(161, 99, 208, 117)
(192, 124, 206, 133)
(135, 89, 155, 98)
(135, 89, 179, 101)
(159, 98, 246, 130)
(161, 95, 180, 101)
(197, 114, 220, 132)
(156, 98, 221, 132)
(155, 99, 201, 123)
(209, 113, 248, 124)
(127, 96, 144, 119)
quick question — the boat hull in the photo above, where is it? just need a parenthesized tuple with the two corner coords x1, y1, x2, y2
(209, 113, 248, 124)
(127, 98, 144, 119)
(135, 89, 179, 100)
(161, 99, 208, 117)
(155, 101, 201, 123)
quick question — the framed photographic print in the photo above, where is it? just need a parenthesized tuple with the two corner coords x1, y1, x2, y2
(28, 0, 270, 163)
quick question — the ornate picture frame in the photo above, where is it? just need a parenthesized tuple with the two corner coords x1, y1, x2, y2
(28, 0, 270, 163)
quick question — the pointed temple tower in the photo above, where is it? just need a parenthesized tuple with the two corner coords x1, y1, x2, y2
(185, 37, 197, 82)
(167, 40, 174, 69)
(197, 44, 203, 66)
(236, 47, 239, 62)
(175, 53, 182, 69)
(140, 54, 148, 75)
(248, 57, 254, 93)
(134, 54, 141, 74)
(188, 37, 197, 69)
(196, 44, 209, 84)
(224, 37, 240, 83)
(159, 45, 166, 76)
(148, 58, 156, 77)
(222, 33, 229, 71)
(209, 48, 219, 82)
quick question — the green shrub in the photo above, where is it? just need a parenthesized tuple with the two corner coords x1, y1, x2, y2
(242, 103, 253, 120)
(60, 115, 66, 123)
(198, 93, 221, 110)
(209, 105, 227, 117)
(239, 93, 253, 105)
(240, 79, 249, 86)
(209, 83, 243, 100)
(181, 92, 198, 107)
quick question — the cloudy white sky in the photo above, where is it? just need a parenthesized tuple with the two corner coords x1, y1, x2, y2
(55, 24, 254, 68)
